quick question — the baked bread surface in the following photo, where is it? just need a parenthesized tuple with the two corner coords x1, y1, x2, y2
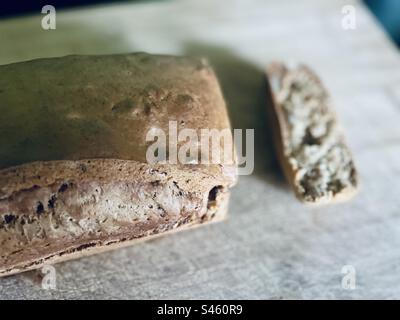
(0, 53, 236, 276)
(0, 53, 230, 168)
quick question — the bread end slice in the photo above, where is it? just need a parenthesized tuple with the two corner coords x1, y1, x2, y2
(265, 62, 358, 205)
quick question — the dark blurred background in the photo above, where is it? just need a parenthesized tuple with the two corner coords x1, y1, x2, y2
(1, 0, 399, 47)
(365, 0, 400, 46)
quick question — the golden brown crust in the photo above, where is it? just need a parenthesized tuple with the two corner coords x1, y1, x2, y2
(0, 53, 231, 169)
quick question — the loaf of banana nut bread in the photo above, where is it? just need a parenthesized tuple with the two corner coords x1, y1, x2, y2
(0, 53, 237, 276)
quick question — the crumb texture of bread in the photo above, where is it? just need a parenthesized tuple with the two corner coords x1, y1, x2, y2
(0, 53, 236, 276)
(0, 160, 232, 276)
(266, 63, 357, 204)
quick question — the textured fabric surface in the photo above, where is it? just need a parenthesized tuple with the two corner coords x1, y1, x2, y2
(0, 0, 400, 299)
